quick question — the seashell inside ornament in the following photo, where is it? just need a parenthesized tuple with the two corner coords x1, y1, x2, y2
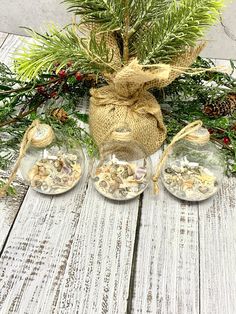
(91, 127, 152, 200)
(160, 125, 225, 201)
(19, 123, 85, 195)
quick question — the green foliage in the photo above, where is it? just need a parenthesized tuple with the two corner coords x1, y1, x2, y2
(138, 0, 225, 64)
(0, 180, 16, 195)
(45, 116, 98, 157)
(15, 25, 116, 80)
(64, 0, 124, 32)
(14, 0, 226, 79)
(158, 57, 236, 176)
(0, 63, 97, 170)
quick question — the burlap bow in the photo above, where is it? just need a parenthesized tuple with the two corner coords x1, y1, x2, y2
(89, 44, 208, 156)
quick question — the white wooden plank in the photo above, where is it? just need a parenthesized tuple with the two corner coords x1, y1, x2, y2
(0, 33, 24, 66)
(199, 57, 236, 312)
(130, 153, 199, 313)
(0, 32, 8, 47)
(0, 171, 90, 313)
(199, 177, 236, 314)
(0, 34, 29, 252)
(0, 172, 27, 251)
(54, 180, 140, 314)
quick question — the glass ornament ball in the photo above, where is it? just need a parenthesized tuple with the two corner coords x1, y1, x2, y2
(19, 124, 85, 195)
(91, 127, 152, 201)
(161, 127, 225, 201)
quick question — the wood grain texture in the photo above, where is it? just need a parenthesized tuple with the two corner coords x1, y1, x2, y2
(0, 33, 29, 252)
(0, 173, 27, 252)
(0, 37, 235, 314)
(0, 32, 8, 47)
(0, 172, 89, 313)
(0, 33, 24, 66)
(198, 60, 236, 314)
(130, 153, 200, 314)
(131, 59, 236, 314)
(199, 177, 236, 314)
(54, 180, 140, 314)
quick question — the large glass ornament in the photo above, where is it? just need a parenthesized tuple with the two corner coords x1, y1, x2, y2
(91, 127, 152, 200)
(161, 127, 225, 201)
(20, 124, 84, 195)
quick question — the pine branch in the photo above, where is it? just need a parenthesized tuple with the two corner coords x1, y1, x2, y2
(0, 97, 44, 127)
(63, 0, 123, 32)
(15, 25, 116, 80)
(128, 0, 169, 44)
(137, 0, 225, 64)
(0, 63, 98, 169)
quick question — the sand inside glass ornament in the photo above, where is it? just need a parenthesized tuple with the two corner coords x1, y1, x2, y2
(92, 127, 152, 200)
(160, 125, 225, 201)
(19, 123, 84, 195)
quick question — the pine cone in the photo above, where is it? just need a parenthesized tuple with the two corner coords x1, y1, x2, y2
(51, 108, 68, 122)
(203, 93, 236, 117)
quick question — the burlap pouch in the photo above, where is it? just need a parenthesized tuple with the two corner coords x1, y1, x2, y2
(89, 45, 204, 156)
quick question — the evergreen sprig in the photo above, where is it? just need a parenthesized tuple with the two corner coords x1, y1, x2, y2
(137, 0, 225, 64)
(15, 25, 116, 80)
(64, 0, 124, 32)
(158, 57, 236, 175)
(14, 0, 225, 79)
(0, 62, 98, 170)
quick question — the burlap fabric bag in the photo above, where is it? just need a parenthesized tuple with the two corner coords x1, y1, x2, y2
(89, 45, 204, 156)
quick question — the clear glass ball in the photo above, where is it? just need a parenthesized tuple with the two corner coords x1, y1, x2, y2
(91, 128, 152, 200)
(161, 136, 225, 201)
(19, 129, 85, 195)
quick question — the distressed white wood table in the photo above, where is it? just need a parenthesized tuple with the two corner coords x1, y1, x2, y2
(0, 32, 236, 314)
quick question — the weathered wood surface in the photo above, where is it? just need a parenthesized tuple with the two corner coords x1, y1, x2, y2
(0, 35, 235, 314)
(0, 171, 89, 313)
(130, 60, 236, 314)
(130, 153, 200, 314)
(199, 177, 236, 314)
(199, 61, 236, 314)
(0, 173, 27, 252)
(0, 173, 140, 313)
(0, 32, 8, 47)
(0, 33, 24, 66)
(0, 33, 28, 252)
(55, 182, 139, 314)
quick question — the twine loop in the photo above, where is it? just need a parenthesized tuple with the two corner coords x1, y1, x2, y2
(153, 120, 205, 194)
(29, 123, 55, 148)
(185, 127, 210, 144)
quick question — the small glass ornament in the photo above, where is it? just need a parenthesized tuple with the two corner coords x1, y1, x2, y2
(160, 126, 225, 201)
(91, 127, 152, 200)
(19, 123, 85, 195)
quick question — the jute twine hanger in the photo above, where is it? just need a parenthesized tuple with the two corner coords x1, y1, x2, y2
(0, 120, 54, 197)
(153, 120, 209, 194)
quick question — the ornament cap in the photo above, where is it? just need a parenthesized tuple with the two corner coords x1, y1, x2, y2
(29, 124, 55, 148)
(185, 127, 210, 144)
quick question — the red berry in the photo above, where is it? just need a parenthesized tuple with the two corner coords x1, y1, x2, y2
(208, 128, 214, 134)
(36, 86, 45, 94)
(223, 137, 230, 145)
(49, 91, 58, 98)
(58, 69, 67, 79)
(75, 72, 83, 81)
